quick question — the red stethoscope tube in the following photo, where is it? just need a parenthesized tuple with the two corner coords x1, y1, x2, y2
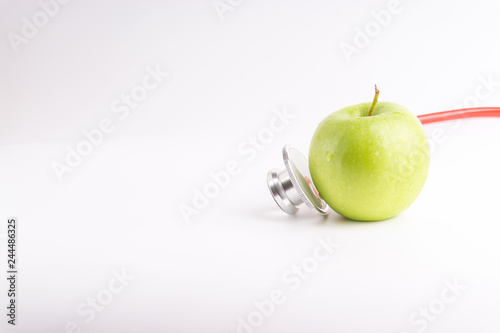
(418, 107, 500, 125)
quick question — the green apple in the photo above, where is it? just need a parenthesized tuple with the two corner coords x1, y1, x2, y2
(309, 87, 430, 221)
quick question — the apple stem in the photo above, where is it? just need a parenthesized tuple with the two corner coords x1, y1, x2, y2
(368, 85, 380, 117)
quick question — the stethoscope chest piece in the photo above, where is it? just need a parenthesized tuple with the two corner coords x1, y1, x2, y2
(267, 145, 329, 216)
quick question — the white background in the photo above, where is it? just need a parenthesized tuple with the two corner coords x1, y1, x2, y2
(1, 0, 500, 332)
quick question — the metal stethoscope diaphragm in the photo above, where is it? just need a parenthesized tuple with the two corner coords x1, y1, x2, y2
(267, 145, 329, 216)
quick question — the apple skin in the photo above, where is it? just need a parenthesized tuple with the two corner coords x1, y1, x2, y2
(309, 101, 430, 221)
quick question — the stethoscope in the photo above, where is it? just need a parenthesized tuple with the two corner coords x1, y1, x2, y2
(267, 107, 500, 216)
